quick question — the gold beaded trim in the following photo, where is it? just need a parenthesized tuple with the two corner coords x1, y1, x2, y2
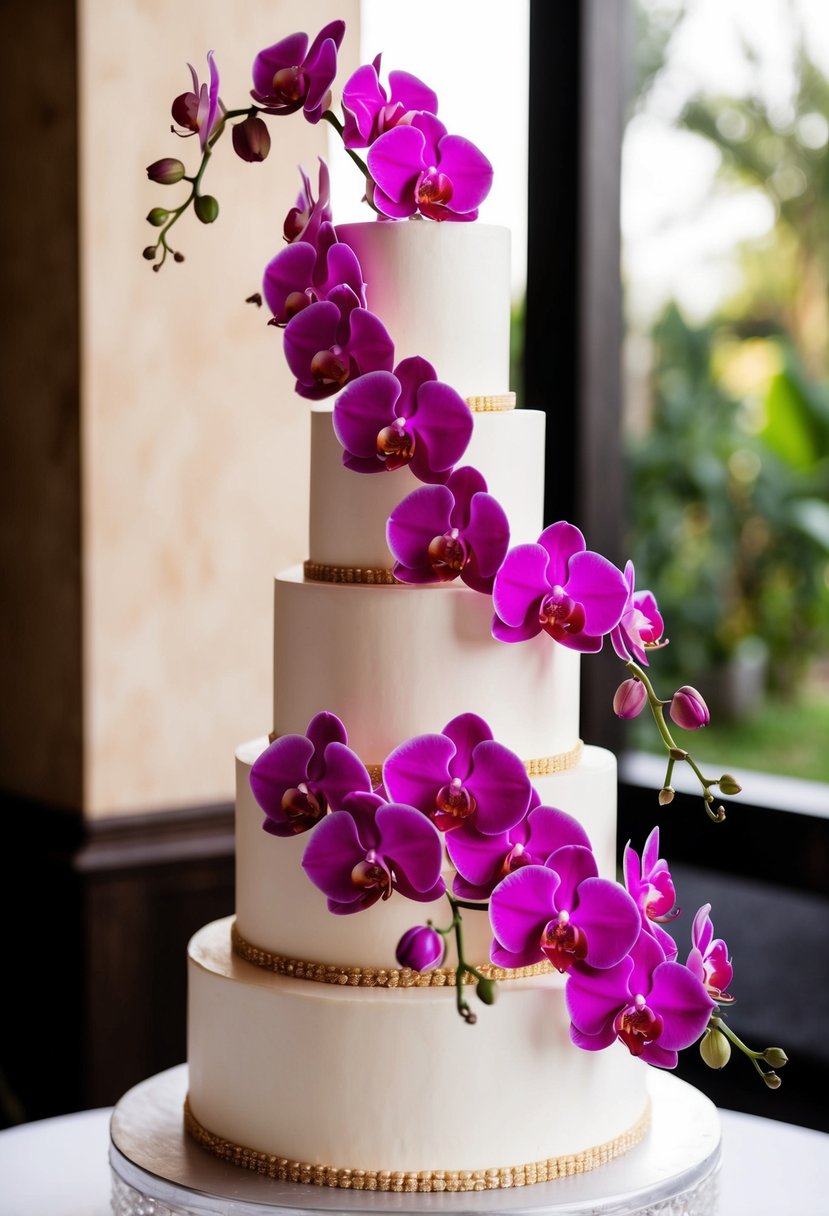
(184, 1095, 651, 1191)
(264, 739, 584, 781)
(231, 921, 551, 986)
(465, 392, 517, 413)
(303, 560, 398, 585)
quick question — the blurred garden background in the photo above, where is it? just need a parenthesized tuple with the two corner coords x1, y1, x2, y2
(621, 0, 829, 783)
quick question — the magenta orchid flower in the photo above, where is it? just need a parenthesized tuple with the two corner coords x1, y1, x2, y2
(282, 288, 394, 399)
(489, 854, 641, 974)
(367, 113, 493, 221)
(623, 828, 679, 960)
(282, 159, 332, 244)
(251, 21, 345, 124)
(687, 904, 734, 1002)
(670, 686, 711, 730)
(396, 924, 445, 971)
(492, 521, 629, 652)
(171, 51, 222, 152)
(567, 930, 716, 1068)
(263, 222, 366, 325)
(610, 561, 666, 666)
(301, 791, 445, 914)
(386, 467, 510, 593)
(383, 713, 532, 835)
(249, 712, 371, 837)
(447, 804, 593, 901)
(342, 54, 438, 148)
(333, 356, 473, 483)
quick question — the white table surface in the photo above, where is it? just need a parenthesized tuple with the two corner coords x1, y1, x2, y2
(0, 1104, 827, 1216)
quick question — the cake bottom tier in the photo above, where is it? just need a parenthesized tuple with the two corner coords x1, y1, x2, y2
(187, 918, 650, 1187)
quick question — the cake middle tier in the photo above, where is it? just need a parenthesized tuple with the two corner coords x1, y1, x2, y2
(309, 405, 545, 570)
(273, 569, 581, 761)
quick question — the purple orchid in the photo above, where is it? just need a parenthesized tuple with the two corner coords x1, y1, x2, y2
(492, 521, 629, 652)
(623, 828, 679, 960)
(396, 924, 446, 971)
(263, 222, 366, 326)
(613, 678, 648, 719)
(386, 467, 510, 593)
(489, 854, 641, 973)
(342, 54, 438, 148)
(251, 21, 345, 124)
(611, 561, 666, 666)
(687, 904, 734, 1002)
(567, 930, 716, 1068)
(670, 685, 711, 730)
(282, 160, 332, 245)
(383, 713, 532, 835)
(171, 51, 222, 152)
(367, 113, 493, 221)
(333, 356, 473, 483)
(302, 791, 445, 914)
(447, 804, 593, 901)
(249, 711, 371, 837)
(282, 288, 394, 400)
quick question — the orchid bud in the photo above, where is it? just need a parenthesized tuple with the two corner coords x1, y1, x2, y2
(194, 194, 219, 224)
(146, 207, 169, 227)
(395, 925, 445, 972)
(658, 786, 674, 806)
(669, 685, 710, 730)
(476, 977, 498, 1006)
(700, 1027, 731, 1069)
(232, 115, 271, 163)
(142, 245, 158, 261)
(719, 773, 742, 796)
(146, 157, 186, 185)
(763, 1071, 782, 1090)
(613, 678, 647, 720)
(763, 1047, 788, 1069)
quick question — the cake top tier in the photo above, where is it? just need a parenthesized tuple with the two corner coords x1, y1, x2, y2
(335, 222, 512, 400)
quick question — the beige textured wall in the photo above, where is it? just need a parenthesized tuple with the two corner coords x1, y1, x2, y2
(79, 0, 360, 815)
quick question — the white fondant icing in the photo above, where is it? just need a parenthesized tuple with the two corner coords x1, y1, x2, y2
(272, 568, 581, 763)
(335, 222, 511, 398)
(188, 918, 648, 1175)
(235, 740, 617, 969)
(309, 406, 545, 568)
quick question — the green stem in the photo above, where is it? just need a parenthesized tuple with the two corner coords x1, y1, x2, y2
(321, 111, 381, 214)
(626, 659, 727, 822)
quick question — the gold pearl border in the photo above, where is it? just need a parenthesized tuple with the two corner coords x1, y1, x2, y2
(465, 392, 517, 413)
(303, 560, 399, 585)
(231, 921, 551, 986)
(184, 1095, 651, 1191)
(264, 737, 585, 782)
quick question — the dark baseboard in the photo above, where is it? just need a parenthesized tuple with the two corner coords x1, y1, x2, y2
(2, 795, 234, 1127)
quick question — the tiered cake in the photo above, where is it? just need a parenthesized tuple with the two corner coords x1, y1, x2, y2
(184, 221, 651, 1189)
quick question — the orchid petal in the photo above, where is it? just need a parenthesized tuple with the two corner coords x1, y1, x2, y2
(572, 877, 642, 969)
(367, 125, 425, 205)
(388, 69, 438, 117)
(489, 865, 560, 954)
(492, 544, 548, 628)
(566, 957, 634, 1035)
(301, 811, 368, 902)
(537, 521, 585, 586)
(376, 804, 444, 893)
(387, 484, 453, 571)
(467, 739, 532, 834)
(565, 551, 629, 635)
(446, 823, 509, 888)
(345, 307, 395, 376)
(442, 712, 492, 775)
(547, 845, 598, 911)
(282, 299, 339, 385)
(432, 134, 493, 213)
(407, 381, 473, 482)
(647, 962, 716, 1050)
(319, 742, 372, 810)
(333, 370, 400, 458)
(250, 734, 314, 818)
(263, 242, 317, 320)
(527, 805, 592, 858)
(383, 732, 455, 811)
(464, 491, 511, 581)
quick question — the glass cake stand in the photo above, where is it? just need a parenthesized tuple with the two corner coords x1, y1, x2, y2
(109, 1064, 720, 1216)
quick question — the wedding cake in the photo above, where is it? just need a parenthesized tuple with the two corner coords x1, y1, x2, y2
(184, 219, 651, 1189)
(128, 16, 783, 1202)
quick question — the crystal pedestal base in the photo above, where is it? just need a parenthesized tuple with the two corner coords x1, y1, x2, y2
(109, 1064, 721, 1216)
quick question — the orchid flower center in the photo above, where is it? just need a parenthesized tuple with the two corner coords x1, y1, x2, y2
(284, 289, 312, 321)
(500, 840, 531, 878)
(613, 994, 664, 1056)
(538, 587, 587, 641)
(271, 66, 305, 103)
(427, 529, 468, 579)
(310, 348, 349, 386)
(540, 910, 588, 973)
(417, 169, 453, 208)
(281, 782, 327, 833)
(351, 850, 392, 900)
(432, 776, 477, 832)
(376, 417, 415, 469)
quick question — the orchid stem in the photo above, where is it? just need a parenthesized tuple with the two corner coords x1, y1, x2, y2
(436, 893, 491, 1023)
(321, 110, 382, 214)
(626, 660, 727, 823)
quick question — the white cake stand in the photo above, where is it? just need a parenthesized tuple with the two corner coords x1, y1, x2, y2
(109, 1064, 720, 1216)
